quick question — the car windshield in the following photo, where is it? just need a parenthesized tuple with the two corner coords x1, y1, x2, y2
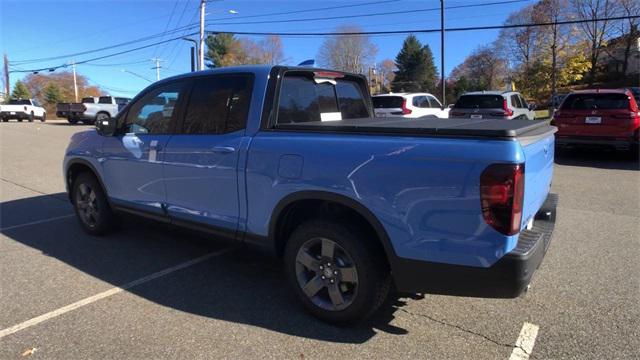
(561, 93, 629, 110)
(454, 95, 503, 108)
(372, 96, 404, 109)
(8, 99, 31, 105)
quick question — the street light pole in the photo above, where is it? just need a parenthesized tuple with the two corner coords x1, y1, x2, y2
(181, 37, 198, 72)
(440, 0, 445, 107)
(199, 0, 206, 71)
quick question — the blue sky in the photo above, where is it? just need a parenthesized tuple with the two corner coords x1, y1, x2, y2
(1, 0, 534, 97)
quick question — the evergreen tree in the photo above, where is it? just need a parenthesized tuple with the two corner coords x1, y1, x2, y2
(11, 81, 30, 99)
(391, 35, 439, 93)
(43, 83, 62, 105)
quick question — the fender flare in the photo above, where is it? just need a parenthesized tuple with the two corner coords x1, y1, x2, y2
(268, 190, 399, 263)
(65, 158, 109, 202)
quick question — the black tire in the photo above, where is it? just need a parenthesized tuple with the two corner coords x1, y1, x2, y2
(1, 118, 7, 122)
(17, 118, 23, 122)
(40, 113, 46, 122)
(72, 172, 116, 236)
(284, 219, 391, 324)
(28, 112, 34, 122)
(68, 117, 78, 124)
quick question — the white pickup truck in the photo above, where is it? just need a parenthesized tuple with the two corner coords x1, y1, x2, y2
(56, 96, 130, 124)
(0, 99, 46, 122)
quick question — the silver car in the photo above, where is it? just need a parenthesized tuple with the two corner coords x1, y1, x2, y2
(450, 91, 536, 120)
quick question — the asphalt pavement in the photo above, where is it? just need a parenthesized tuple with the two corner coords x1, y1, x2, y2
(0, 120, 638, 359)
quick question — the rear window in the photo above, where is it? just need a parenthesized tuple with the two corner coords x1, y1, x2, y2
(561, 93, 629, 110)
(9, 99, 30, 105)
(82, 97, 95, 104)
(98, 96, 112, 104)
(373, 96, 403, 109)
(276, 73, 370, 124)
(454, 95, 504, 109)
(115, 97, 130, 105)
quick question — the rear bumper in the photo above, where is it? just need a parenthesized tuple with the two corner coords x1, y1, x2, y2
(556, 135, 638, 149)
(1, 111, 28, 118)
(392, 193, 558, 298)
(57, 111, 89, 119)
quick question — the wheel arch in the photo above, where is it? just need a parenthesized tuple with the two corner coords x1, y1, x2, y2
(65, 159, 108, 202)
(268, 191, 397, 266)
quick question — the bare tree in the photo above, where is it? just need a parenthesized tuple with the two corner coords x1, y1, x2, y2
(259, 36, 287, 65)
(449, 46, 508, 90)
(572, 0, 615, 85)
(378, 59, 396, 91)
(611, 0, 640, 77)
(317, 25, 378, 74)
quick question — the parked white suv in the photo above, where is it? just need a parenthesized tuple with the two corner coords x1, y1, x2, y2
(373, 93, 449, 118)
(449, 91, 536, 120)
(0, 99, 46, 122)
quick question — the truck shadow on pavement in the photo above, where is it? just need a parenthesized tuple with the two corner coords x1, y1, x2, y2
(554, 147, 639, 171)
(1, 193, 411, 343)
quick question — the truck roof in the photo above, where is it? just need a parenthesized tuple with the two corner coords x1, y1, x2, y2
(569, 89, 631, 95)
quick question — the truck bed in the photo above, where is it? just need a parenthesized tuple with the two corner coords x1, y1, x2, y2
(275, 117, 554, 139)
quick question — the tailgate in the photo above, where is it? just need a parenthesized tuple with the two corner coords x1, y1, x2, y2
(520, 130, 555, 229)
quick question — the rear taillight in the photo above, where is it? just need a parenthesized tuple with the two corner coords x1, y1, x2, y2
(480, 163, 524, 236)
(402, 99, 412, 115)
(503, 99, 514, 117)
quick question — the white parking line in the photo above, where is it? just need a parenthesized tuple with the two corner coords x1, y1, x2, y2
(509, 322, 540, 360)
(0, 248, 231, 339)
(0, 214, 76, 232)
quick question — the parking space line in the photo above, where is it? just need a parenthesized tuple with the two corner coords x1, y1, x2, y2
(0, 214, 76, 232)
(509, 322, 540, 360)
(0, 248, 231, 339)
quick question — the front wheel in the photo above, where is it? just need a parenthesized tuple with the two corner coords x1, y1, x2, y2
(40, 113, 46, 122)
(28, 112, 34, 122)
(72, 172, 116, 236)
(68, 117, 78, 124)
(284, 220, 391, 324)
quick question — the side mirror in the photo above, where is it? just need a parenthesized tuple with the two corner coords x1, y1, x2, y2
(96, 117, 117, 136)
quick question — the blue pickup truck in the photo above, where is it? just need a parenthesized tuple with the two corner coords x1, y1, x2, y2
(64, 65, 557, 324)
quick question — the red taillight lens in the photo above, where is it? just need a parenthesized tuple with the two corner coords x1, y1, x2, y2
(480, 163, 524, 236)
(503, 99, 514, 117)
(402, 99, 412, 115)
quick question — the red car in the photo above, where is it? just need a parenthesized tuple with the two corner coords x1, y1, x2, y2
(553, 89, 639, 153)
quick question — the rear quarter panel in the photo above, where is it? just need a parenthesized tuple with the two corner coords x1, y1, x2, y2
(246, 132, 527, 268)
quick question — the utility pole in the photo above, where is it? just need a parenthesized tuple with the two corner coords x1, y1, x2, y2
(3, 54, 9, 98)
(440, 0, 445, 107)
(181, 37, 198, 72)
(71, 60, 78, 102)
(199, 0, 206, 71)
(151, 58, 163, 81)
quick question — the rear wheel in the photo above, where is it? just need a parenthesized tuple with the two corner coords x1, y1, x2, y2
(72, 172, 116, 236)
(68, 117, 78, 124)
(28, 112, 34, 122)
(1, 117, 7, 122)
(284, 220, 391, 324)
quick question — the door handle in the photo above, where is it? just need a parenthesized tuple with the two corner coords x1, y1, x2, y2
(150, 140, 162, 151)
(210, 146, 236, 154)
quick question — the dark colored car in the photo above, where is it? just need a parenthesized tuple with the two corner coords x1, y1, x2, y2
(449, 91, 536, 120)
(553, 89, 639, 152)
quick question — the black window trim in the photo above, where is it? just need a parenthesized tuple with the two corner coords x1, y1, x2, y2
(174, 72, 255, 136)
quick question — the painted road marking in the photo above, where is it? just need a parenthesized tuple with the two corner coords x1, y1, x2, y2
(0, 248, 231, 339)
(509, 322, 540, 360)
(0, 214, 76, 232)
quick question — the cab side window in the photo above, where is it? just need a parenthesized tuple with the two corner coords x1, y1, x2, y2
(427, 96, 442, 108)
(182, 74, 253, 134)
(123, 82, 186, 135)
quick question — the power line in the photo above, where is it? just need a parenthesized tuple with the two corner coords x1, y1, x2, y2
(207, 15, 639, 37)
(10, 0, 526, 66)
(206, 0, 531, 26)
(154, 0, 181, 58)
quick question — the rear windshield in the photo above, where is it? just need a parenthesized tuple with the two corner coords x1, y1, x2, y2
(9, 99, 30, 105)
(98, 96, 112, 104)
(561, 93, 629, 110)
(82, 97, 95, 103)
(455, 95, 503, 109)
(372, 96, 403, 109)
(276, 73, 370, 124)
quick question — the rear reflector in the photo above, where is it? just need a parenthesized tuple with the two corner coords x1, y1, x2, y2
(480, 163, 524, 236)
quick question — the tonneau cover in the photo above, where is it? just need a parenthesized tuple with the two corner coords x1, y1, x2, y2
(275, 117, 553, 138)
